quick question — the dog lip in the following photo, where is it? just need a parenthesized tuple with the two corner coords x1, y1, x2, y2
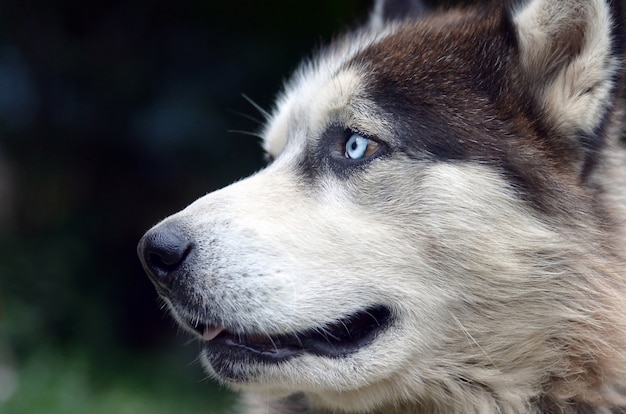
(197, 305, 392, 362)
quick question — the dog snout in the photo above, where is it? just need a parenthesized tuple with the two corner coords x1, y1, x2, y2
(137, 223, 192, 287)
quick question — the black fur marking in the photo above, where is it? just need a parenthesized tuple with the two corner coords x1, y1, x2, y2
(376, 0, 429, 21)
(578, 0, 626, 181)
(299, 125, 390, 180)
(609, 0, 626, 57)
(579, 129, 607, 181)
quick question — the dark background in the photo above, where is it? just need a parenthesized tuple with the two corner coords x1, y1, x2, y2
(0, 1, 374, 412)
(0, 0, 367, 356)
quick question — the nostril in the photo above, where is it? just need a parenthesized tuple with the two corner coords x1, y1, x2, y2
(146, 243, 191, 273)
(138, 227, 192, 284)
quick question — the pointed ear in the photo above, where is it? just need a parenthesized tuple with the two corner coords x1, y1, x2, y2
(369, 0, 429, 29)
(512, 0, 625, 141)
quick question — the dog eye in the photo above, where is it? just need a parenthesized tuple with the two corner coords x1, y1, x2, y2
(345, 133, 380, 160)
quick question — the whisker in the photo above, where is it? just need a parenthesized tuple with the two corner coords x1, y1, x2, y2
(188, 354, 203, 367)
(339, 320, 352, 338)
(183, 337, 197, 346)
(364, 309, 383, 326)
(318, 326, 341, 343)
(266, 332, 279, 352)
(242, 93, 271, 120)
(227, 129, 263, 139)
(229, 108, 265, 125)
(293, 331, 304, 348)
(451, 313, 499, 370)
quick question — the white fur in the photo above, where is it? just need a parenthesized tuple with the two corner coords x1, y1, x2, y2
(514, 0, 620, 136)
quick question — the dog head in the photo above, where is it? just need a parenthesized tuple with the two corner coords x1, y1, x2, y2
(138, 0, 626, 412)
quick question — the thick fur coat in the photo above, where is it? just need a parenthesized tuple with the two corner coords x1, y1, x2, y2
(138, 0, 626, 412)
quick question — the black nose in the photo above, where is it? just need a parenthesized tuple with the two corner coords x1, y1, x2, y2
(137, 224, 192, 286)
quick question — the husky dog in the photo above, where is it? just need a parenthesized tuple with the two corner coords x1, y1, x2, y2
(137, 0, 626, 412)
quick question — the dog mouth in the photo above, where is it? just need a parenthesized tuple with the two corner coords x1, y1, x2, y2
(189, 305, 392, 362)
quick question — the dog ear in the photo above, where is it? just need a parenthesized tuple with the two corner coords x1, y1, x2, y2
(369, 0, 429, 29)
(511, 0, 625, 154)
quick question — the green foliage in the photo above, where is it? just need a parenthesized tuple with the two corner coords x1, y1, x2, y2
(0, 348, 235, 414)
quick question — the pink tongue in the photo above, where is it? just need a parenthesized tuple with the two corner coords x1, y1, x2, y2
(203, 326, 225, 341)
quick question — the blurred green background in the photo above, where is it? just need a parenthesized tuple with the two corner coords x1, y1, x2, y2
(0, 1, 367, 412)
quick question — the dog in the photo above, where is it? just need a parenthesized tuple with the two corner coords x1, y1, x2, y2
(137, 0, 626, 412)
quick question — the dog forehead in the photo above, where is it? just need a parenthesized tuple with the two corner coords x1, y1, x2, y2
(351, 9, 512, 99)
(262, 28, 401, 158)
(262, 9, 510, 159)
(262, 68, 364, 157)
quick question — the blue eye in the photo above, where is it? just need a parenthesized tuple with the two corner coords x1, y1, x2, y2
(345, 133, 378, 160)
